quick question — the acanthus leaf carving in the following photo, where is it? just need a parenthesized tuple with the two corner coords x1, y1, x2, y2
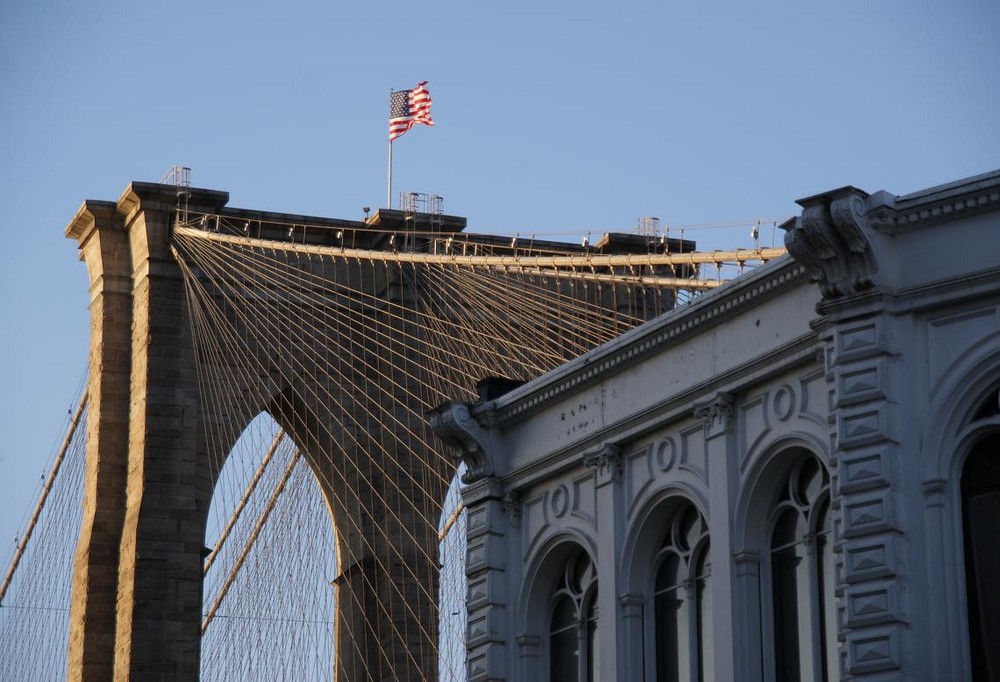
(693, 391, 734, 439)
(583, 442, 623, 482)
(428, 401, 494, 484)
(502, 488, 522, 527)
(783, 186, 879, 299)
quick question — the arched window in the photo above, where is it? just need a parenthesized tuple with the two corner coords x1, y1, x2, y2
(652, 502, 712, 682)
(549, 548, 599, 682)
(961, 431, 1000, 681)
(767, 455, 836, 682)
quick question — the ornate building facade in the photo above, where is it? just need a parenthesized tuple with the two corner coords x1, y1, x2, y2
(432, 170, 1000, 681)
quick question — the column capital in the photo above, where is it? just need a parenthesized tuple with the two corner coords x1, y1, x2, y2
(694, 391, 734, 439)
(502, 488, 522, 528)
(65, 201, 132, 301)
(583, 442, 622, 485)
(65, 200, 119, 243)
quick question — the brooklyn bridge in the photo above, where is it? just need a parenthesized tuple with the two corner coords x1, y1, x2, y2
(0, 180, 782, 680)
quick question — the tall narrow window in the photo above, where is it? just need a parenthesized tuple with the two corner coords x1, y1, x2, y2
(586, 587, 600, 681)
(961, 432, 1000, 682)
(551, 594, 580, 682)
(549, 548, 598, 682)
(768, 455, 835, 682)
(652, 502, 711, 682)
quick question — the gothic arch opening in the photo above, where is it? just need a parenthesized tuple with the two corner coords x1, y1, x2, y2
(200, 412, 337, 680)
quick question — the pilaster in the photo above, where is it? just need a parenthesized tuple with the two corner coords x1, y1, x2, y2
(732, 551, 764, 682)
(785, 188, 911, 680)
(113, 185, 205, 679)
(430, 401, 509, 681)
(824, 304, 911, 680)
(618, 593, 645, 680)
(68, 183, 228, 680)
(694, 391, 738, 682)
(583, 442, 623, 680)
(462, 477, 510, 682)
(64, 201, 132, 681)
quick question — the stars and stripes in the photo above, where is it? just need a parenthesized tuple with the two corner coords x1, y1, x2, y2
(389, 81, 434, 142)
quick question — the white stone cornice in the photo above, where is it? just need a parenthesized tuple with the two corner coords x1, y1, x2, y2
(64, 200, 119, 244)
(869, 169, 1000, 234)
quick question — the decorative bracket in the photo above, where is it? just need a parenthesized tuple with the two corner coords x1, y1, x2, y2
(583, 442, 623, 484)
(693, 391, 734, 439)
(502, 488, 523, 528)
(428, 401, 494, 484)
(782, 186, 879, 299)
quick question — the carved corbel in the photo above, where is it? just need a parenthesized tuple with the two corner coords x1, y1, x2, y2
(830, 192, 879, 290)
(693, 391, 734, 439)
(428, 401, 494, 484)
(583, 442, 623, 483)
(783, 186, 879, 299)
(502, 488, 523, 528)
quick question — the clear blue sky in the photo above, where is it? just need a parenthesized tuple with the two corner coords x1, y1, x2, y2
(1, 0, 998, 564)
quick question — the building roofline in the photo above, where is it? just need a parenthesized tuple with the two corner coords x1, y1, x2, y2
(480, 254, 808, 427)
(867, 168, 1000, 234)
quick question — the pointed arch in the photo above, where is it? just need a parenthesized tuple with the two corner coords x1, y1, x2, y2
(200, 412, 337, 679)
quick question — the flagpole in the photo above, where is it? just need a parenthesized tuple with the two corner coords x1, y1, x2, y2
(387, 89, 393, 209)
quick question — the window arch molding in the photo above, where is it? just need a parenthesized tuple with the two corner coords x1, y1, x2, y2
(516, 531, 600, 679)
(920, 332, 1000, 482)
(619, 487, 711, 682)
(732, 434, 829, 553)
(919, 336, 1000, 681)
(730, 436, 830, 682)
(620, 484, 710, 595)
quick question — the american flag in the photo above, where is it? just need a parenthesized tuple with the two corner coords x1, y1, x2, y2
(389, 81, 434, 142)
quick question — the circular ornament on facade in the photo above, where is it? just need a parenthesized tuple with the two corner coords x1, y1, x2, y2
(773, 384, 796, 422)
(655, 437, 677, 472)
(551, 484, 569, 518)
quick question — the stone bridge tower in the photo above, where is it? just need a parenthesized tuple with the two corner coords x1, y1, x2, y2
(64, 182, 691, 680)
(66, 183, 227, 680)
